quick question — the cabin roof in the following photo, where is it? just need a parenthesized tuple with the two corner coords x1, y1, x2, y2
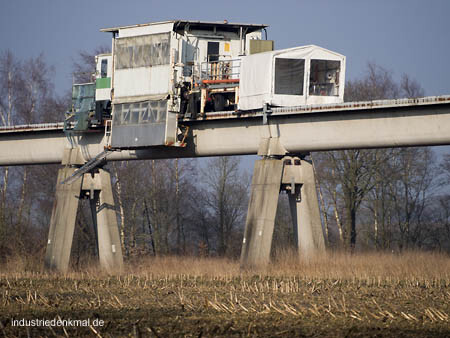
(101, 20, 268, 35)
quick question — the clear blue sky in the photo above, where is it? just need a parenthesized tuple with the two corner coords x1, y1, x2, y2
(1, 0, 449, 97)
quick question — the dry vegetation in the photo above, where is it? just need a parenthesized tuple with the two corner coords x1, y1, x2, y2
(1, 251, 449, 337)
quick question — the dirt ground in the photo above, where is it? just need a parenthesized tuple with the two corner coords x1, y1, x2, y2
(0, 273, 449, 337)
(1, 253, 449, 337)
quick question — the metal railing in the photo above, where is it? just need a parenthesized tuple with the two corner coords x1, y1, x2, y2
(199, 57, 241, 82)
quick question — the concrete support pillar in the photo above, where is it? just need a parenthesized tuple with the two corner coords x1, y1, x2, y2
(240, 158, 283, 267)
(96, 169, 123, 272)
(240, 154, 326, 268)
(44, 167, 82, 273)
(88, 194, 100, 258)
(45, 148, 123, 272)
(287, 159, 325, 258)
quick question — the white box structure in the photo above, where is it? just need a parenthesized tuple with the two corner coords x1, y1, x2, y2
(238, 45, 346, 110)
(101, 20, 268, 148)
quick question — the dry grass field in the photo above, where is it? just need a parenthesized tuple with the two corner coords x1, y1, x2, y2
(0, 251, 449, 337)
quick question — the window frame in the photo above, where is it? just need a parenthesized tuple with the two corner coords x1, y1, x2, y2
(273, 57, 306, 96)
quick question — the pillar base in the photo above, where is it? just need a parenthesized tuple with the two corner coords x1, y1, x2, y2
(45, 151, 123, 273)
(240, 154, 325, 268)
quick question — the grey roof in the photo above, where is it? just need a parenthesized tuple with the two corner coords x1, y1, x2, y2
(101, 20, 268, 34)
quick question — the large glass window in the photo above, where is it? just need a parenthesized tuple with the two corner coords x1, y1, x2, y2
(115, 33, 170, 70)
(113, 100, 167, 126)
(309, 60, 340, 96)
(72, 83, 95, 113)
(274, 58, 305, 95)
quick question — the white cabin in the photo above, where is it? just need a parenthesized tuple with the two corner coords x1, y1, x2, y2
(238, 45, 346, 110)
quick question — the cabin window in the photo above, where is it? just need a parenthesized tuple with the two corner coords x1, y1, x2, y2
(274, 58, 305, 95)
(113, 100, 167, 126)
(101, 59, 108, 78)
(207, 42, 219, 62)
(115, 33, 170, 69)
(309, 60, 340, 96)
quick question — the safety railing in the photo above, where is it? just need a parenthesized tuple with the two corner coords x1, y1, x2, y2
(199, 58, 241, 82)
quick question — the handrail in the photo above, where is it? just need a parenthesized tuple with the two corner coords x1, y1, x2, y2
(199, 58, 241, 82)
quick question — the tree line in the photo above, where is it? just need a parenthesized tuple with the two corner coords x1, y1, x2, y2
(314, 64, 450, 252)
(0, 50, 449, 268)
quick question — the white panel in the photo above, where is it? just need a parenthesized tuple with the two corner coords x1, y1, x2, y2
(238, 51, 273, 110)
(270, 95, 307, 107)
(197, 39, 209, 63)
(304, 95, 342, 105)
(114, 66, 170, 99)
(149, 66, 171, 94)
(119, 23, 174, 38)
(230, 40, 242, 57)
(96, 88, 111, 101)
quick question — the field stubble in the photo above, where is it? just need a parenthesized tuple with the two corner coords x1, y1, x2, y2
(0, 251, 449, 337)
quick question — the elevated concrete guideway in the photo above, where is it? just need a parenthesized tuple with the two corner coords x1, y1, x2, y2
(0, 95, 450, 166)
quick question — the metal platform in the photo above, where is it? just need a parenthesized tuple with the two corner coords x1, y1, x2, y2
(0, 122, 64, 133)
(1, 96, 449, 135)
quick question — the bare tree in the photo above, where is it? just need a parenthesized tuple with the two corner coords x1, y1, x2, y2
(388, 148, 436, 250)
(271, 195, 295, 255)
(315, 63, 428, 251)
(201, 157, 249, 256)
(428, 155, 450, 253)
(0, 51, 62, 261)
(315, 150, 379, 249)
(0, 51, 20, 229)
(0, 50, 19, 126)
(431, 195, 450, 252)
(400, 74, 424, 98)
(72, 46, 110, 83)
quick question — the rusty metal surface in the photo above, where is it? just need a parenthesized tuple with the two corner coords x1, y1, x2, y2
(0, 123, 65, 133)
(271, 95, 450, 115)
(188, 95, 450, 121)
(202, 79, 240, 84)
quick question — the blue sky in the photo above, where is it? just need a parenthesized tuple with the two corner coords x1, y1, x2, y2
(1, 0, 449, 97)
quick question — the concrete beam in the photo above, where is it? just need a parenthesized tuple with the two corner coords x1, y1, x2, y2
(1, 99, 450, 166)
